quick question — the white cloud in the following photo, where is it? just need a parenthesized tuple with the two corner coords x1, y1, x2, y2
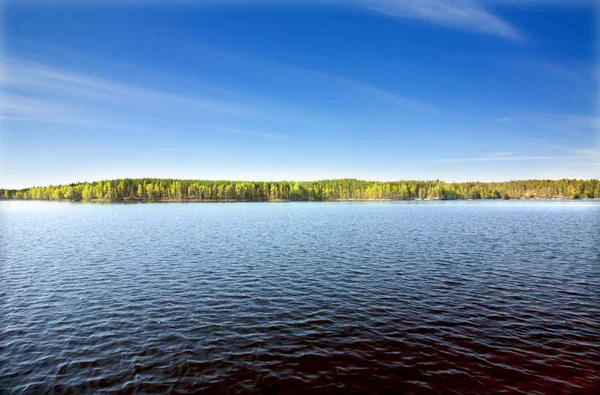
(363, 0, 523, 41)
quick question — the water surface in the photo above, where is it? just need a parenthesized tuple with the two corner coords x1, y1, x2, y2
(1, 201, 599, 393)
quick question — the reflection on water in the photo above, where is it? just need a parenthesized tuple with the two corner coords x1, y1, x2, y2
(1, 201, 599, 393)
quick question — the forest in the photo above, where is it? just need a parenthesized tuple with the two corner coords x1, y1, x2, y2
(1, 178, 598, 202)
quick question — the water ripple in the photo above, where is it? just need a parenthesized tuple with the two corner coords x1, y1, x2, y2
(1, 201, 599, 393)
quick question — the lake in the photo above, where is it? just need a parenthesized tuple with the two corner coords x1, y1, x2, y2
(1, 201, 599, 393)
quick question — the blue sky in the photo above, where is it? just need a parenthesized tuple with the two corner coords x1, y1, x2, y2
(0, 0, 598, 188)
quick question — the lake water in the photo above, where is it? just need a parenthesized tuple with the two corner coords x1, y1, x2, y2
(1, 201, 599, 393)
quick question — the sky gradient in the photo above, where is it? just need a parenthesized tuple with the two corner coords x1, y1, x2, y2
(0, 0, 598, 188)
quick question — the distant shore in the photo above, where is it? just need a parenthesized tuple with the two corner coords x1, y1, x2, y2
(2, 178, 598, 201)
(3, 197, 598, 203)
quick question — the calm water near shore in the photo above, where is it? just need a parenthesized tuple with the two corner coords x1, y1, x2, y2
(1, 201, 599, 393)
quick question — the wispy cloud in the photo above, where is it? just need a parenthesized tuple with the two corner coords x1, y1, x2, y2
(211, 126, 310, 143)
(1, 59, 259, 117)
(565, 161, 600, 168)
(0, 94, 87, 124)
(523, 112, 600, 132)
(0, 92, 312, 144)
(436, 146, 599, 163)
(363, 0, 523, 41)
(570, 147, 600, 159)
(488, 151, 515, 157)
(251, 53, 442, 113)
(1, 51, 443, 128)
(436, 154, 577, 163)
(483, 0, 593, 6)
(362, 0, 594, 41)
(1, 55, 438, 153)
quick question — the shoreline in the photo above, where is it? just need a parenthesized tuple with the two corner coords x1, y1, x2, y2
(4, 179, 597, 201)
(2, 198, 599, 204)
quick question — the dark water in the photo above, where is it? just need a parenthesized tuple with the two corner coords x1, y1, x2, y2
(1, 201, 599, 394)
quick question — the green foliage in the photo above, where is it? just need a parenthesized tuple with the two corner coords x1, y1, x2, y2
(1, 178, 598, 201)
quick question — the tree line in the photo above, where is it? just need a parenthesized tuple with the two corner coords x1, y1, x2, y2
(1, 178, 598, 202)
